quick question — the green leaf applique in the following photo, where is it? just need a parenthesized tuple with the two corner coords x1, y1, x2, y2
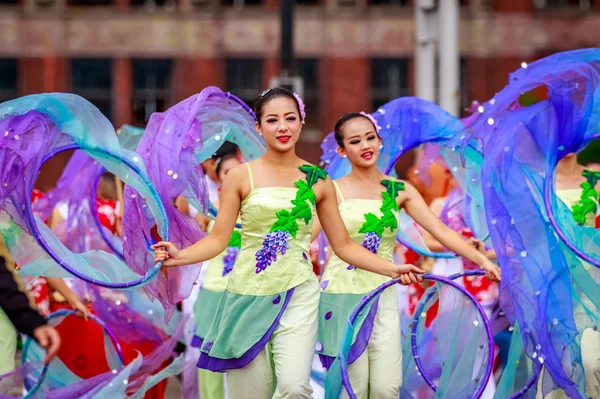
(257, 165, 325, 271)
(381, 179, 405, 211)
(299, 165, 328, 188)
(356, 179, 406, 236)
(227, 230, 242, 249)
(571, 170, 600, 226)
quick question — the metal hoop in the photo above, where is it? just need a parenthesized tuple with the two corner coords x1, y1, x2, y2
(543, 167, 600, 268)
(22, 309, 125, 398)
(338, 272, 493, 399)
(25, 143, 168, 288)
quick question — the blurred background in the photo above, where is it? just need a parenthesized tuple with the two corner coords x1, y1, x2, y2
(0, 0, 598, 182)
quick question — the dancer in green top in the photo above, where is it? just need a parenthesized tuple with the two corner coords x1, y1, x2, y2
(152, 88, 425, 399)
(316, 112, 501, 398)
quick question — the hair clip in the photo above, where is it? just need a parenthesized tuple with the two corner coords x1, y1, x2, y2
(293, 93, 306, 122)
(260, 89, 271, 97)
(360, 111, 382, 133)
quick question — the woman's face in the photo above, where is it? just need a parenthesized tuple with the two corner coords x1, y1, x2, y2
(256, 97, 302, 153)
(217, 157, 241, 183)
(336, 117, 382, 168)
(202, 158, 218, 182)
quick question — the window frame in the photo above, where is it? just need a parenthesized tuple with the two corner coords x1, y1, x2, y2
(131, 58, 175, 127)
(370, 57, 410, 111)
(226, 58, 264, 108)
(71, 58, 113, 120)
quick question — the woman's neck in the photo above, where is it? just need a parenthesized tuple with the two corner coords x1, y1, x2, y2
(261, 147, 300, 167)
(556, 155, 584, 178)
(555, 155, 586, 190)
(348, 164, 384, 183)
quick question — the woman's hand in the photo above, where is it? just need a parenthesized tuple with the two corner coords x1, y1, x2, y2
(33, 325, 61, 364)
(390, 264, 426, 285)
(480, 258, 501, 283)
(151, 241, 181, 267)
(70, 299, 89, 320)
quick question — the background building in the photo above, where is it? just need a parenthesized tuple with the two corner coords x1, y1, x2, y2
(1, 0, 599, 169)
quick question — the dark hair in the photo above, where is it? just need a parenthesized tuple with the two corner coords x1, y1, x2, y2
(253, 88, 302, 124)
(334, 112, 378, 148)
(101, 171, 116, 182)
(214, 141, 238, 159)
(215, 153, 239, 177)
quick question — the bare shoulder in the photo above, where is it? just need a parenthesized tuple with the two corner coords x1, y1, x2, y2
(225, 162, 249, 182)
(298, 158, 313, 166)
(305, 163, 333, 202)
(335, 174, 350, 185)
(389, 178, 420, 207)
(381, 177, 413, 193)
(221, 163, 249, 196)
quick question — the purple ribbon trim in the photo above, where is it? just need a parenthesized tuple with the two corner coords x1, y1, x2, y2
(317, 298, 379, 370)
(196, 288, 295, 372)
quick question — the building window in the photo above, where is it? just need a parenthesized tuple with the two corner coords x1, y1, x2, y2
(69, 0, 112, 5)
(132, 59, 173, 126)
(131, 0, 176, 8)
(370, 58, 409, 111)
(222, 0, 261, 6)
(367, 0, 408, 5)
(535, 0, 593, 9)
(0, 60, 17, 103)
(297, 59, 320, 137)
(226, 59, 263, 107)
(71, 59, 113, 120)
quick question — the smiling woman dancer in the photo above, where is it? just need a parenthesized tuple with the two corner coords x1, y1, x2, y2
(315, 112, 501, 399)
(152, 88, 425, 399)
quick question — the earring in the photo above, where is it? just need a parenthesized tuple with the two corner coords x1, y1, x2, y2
(380, 144, 383, 149)
(342, 155, 347, 158)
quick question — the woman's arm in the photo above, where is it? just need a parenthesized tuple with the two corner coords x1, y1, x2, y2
(47, 207, 64, 231)
(153, 165, 244, 267)
(402, 183, 501, 281)
(46, 278, 89, 319)
(316, 178, 424, 284)
(174, 196, 190, 216)
(470, 238, 498, 260)
(421, 197, 446, 252)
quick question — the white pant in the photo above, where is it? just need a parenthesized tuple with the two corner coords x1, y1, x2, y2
(226, 275, 319, 399)
(341, 287, 402, 399)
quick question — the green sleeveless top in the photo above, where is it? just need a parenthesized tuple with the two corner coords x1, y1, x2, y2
(317, 179, 404, 361)
(226, 162, 326, 295)
(321, 179, 403, 294)
(199, 163, 327, 364)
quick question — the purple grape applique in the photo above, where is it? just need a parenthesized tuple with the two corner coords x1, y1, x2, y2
(255, 230, 290, 273)
(254, 165, 328, 273)
(347, 179, 405, 271)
